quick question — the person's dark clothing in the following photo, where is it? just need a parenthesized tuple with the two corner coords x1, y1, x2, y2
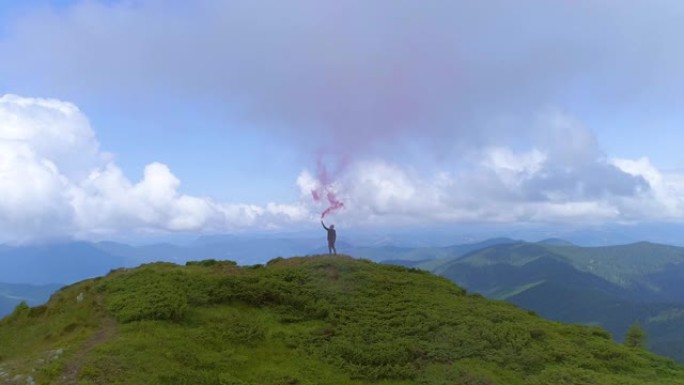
(322, 221, 337, 255)
(323, 224, 336, 243)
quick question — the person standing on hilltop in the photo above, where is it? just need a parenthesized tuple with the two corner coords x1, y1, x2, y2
(321, 220, 337, 255)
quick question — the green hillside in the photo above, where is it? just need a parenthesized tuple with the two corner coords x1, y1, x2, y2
(443, 241, 684, 291)
(433, 241, 684, 304)
(429, 242, 684, 362)
(546, 242, 684, 288)
(1, 255, 683, 384)
(352, 238, 518, 266)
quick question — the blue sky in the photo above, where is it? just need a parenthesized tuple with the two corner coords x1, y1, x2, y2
(1, 0, 684, 243)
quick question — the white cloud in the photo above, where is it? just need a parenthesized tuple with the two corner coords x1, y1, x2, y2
(4, 93, 684, 242)
(0, 94, 308, 242)
(293, 112, 684, 227)
(301, 155, 631, 226)
(0, 94, 100, 178)
(0, 140, 73, 239)
(612, 157, 684, 219)
(482, 147, 546, 190)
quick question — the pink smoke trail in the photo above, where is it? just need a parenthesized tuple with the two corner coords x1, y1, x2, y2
(310, 160, 344, 218)
(320, 190, 344, 218)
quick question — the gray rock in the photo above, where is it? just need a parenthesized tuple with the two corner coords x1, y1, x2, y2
(46, 348, 64, 362)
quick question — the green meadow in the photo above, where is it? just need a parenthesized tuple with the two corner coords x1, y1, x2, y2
(1, 255, 683, 384)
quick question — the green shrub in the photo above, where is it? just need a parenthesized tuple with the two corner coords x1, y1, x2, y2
(625, 323, 647, 348)
(103, 269, 188, 322)
(13, 301, 30, 315)
(158, 370, 222, 385)
(186, 259, 219, 267)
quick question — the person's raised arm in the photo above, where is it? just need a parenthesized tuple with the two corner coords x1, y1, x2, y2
(321, 220, 328, 230)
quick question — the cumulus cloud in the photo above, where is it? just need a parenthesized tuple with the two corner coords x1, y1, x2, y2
(516, 111, 650, 202)
(0, 94, 309, 242)
(0, 94, 100, 178)
(612, 157, 684, 219)
(1, 93, 683, 242)
(295, 111, 674, 227)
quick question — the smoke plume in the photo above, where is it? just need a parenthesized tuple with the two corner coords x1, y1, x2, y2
(310, 158, 344, 218)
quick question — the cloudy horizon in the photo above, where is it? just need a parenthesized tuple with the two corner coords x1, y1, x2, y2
(1, 1, 684, 243)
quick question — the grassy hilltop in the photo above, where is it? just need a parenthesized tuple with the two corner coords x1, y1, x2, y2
(1, 255, 683, 385)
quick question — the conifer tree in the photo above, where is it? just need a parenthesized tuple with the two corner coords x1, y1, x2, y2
(625, 322, 646, 348)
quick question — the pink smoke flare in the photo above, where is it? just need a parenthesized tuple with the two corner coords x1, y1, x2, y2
(311, 160, 344, 218)
(320, 190, 344, 218)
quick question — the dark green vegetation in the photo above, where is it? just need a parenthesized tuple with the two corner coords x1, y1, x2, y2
(408, 241, 684, 362)
(1, 255, 684, 384)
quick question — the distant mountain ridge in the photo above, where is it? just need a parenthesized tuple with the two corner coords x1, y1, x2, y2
(536, 238, 576, 246)
(352, 237, 518, 266)
(0, 242, 127, 285)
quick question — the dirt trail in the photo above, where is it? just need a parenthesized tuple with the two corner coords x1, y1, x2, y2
(54, 317, 117, 385)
